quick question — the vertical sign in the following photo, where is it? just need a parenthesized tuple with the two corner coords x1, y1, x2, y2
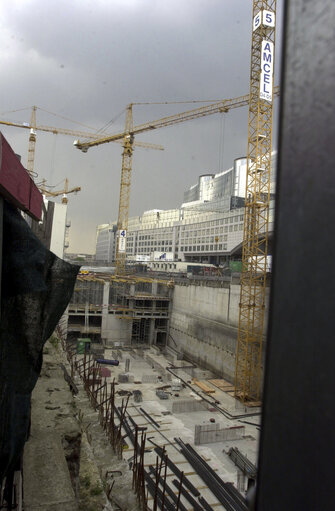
(253, 11, 261, 31)
(260, 40, 274, 101)
(118, 229, 126, 252)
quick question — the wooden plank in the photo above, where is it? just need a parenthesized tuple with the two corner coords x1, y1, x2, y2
(208, 378, 235, 392)
(192, 379, 216, 393)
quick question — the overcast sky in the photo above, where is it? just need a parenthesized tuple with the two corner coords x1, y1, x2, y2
(0, 0, 284, 253)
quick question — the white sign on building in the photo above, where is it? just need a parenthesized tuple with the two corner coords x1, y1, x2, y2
(118, 229, 126, 252)
(260, 40, 274, 102)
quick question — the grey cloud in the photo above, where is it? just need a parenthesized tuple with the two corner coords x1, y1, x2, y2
(0, 0, 283, 252)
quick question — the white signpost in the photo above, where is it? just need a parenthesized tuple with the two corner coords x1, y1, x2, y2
(118, 229, 126, 253)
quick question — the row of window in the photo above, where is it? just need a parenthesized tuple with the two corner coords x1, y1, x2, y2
(136, 240, 173, 247)
(181, 224, 243, 240)
(180, 244, 228, 252)
(180, 215, 244, 230)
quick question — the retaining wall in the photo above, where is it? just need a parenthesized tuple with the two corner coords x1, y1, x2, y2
(169, 280, 270, 382)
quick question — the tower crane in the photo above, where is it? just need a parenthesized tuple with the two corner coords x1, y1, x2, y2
(39, 178, 81, 205)
(74, 88, 279, 275)
(234, 0, 277, 402)
(0, 106, 164, 178)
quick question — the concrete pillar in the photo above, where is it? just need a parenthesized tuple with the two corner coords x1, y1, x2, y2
(101, 281, 110, 346)
(151, 281, 158, 296)
(103, 281, 110, 310)
(148, 319, 155, 345)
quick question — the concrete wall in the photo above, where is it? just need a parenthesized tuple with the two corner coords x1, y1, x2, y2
(169, 280, 270, 382)
(101, 315, 132, 346)
(194, 424, 245, 445)
(172, 400, 208, 414)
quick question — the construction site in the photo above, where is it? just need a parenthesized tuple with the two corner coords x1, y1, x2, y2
(1, 0, 333, 510)
(22, 332, 260, 511)
(2, 0, 275, 508)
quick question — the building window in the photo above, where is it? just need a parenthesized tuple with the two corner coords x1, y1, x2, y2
(224, 235, 228, 241)
(224, 243, 227, 250)
(224, 226, 228, 233)
(206, 245, 209, 250)
(219, 244, 222, 250)
(234, 225, 238, 231)
(239, 224, 243, 230)
(225, 218, 228, 224)
(229, 226, 233, 232)
(234, 216, 238, 222)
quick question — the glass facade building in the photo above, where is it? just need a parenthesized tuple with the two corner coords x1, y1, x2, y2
(95, 154, 276, 265)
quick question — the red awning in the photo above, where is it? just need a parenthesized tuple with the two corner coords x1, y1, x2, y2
(0, 133, 42, 220)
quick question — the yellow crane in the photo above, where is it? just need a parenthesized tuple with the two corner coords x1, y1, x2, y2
(234, 0, 277, 402)
(39, 178, 81, 205)
(74, 88, 279, 275)
(0, 106, 164, 177)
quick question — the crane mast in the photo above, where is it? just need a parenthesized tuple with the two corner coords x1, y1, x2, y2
(27, 106, 37, 176)
(115, 104, 134, 275)
(235, 0, 276, 402)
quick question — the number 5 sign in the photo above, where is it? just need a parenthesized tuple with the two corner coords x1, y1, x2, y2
(253, 10, 275, 31)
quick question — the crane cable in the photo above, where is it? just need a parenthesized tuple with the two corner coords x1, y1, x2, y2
(49, 134, 58, 185)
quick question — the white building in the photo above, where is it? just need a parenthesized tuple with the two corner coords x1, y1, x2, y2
(49, 201, 69, 258)
(95, 154, 276, 265)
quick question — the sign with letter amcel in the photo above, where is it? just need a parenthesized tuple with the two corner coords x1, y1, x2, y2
(118, 229, 126, 252)
(253, 9, 275, 103)
(260, 40, 274, 101)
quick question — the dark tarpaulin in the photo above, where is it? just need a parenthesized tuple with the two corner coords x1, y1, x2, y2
(0, 201, 80, 484)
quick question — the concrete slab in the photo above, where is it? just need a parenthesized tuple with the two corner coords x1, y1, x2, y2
(74, 345, 261, 507)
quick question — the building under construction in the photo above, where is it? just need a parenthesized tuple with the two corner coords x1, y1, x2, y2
(67, 275, 173, 347)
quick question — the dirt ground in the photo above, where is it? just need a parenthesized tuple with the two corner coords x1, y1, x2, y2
(23, 337, 139, 511)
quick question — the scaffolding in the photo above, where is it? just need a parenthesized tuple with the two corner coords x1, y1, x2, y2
(69, 274, 173, 346)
